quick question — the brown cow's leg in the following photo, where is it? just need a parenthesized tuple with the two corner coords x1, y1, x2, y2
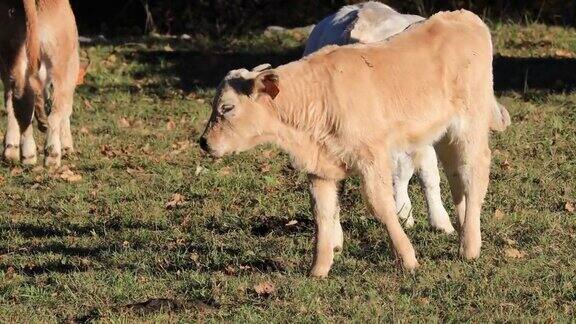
(20, 121, 37, 165)
(60, 111, 74, 156)
(360, 158, 418, 271)
(309, 175, 343, 278)
(45, 67, 75, 167)
(3, 88, 21, 163)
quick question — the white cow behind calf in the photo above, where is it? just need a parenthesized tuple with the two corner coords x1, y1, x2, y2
(304, 1, 454, 233)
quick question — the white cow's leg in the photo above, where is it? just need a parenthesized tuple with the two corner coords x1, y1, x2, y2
(392, 152, 414, 228)
(416, 146, 455, 234)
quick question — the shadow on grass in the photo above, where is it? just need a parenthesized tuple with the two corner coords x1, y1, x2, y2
(121, 41, 576, 94)
(0, 218, 168, 239)
(124, 47, 304, 92)
(494, 55, 576, 93)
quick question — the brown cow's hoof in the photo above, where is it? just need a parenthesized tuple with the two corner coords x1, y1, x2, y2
(44, 154, 61, 168)
(3, 144, 20, 164)
(62, 146, 74, 157)
(22, 154, 37, 166)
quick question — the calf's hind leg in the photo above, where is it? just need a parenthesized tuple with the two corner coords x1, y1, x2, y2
(361, 157, 418, 271)
(435, 130, 491, 259)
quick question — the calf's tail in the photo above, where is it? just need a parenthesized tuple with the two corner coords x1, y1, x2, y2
(490, 98, 511, 132)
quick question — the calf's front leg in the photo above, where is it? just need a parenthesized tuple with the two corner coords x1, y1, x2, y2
(361, 159, 418, 271)
(309, 175, 343, 278)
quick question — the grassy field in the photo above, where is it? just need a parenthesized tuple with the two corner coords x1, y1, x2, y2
(0, 22, 575, 322)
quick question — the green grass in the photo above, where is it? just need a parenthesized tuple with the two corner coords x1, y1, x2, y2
(0, 23, 575, 322)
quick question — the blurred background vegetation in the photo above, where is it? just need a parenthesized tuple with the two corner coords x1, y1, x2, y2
(71, 0, 576, 36)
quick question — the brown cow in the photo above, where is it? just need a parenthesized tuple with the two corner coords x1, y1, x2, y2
(0, 0, 79, 166)
(200, 10, 509, 277)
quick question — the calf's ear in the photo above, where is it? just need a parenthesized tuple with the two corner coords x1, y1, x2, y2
(253, 70, 279, 99)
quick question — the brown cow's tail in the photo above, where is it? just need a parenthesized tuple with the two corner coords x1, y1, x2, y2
(23, 0, 40, 79)
(23, 0, 48, 130)
(490, 98, 511, 132)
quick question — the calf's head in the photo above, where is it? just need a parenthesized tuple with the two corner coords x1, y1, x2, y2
(199, 65, 280, 157)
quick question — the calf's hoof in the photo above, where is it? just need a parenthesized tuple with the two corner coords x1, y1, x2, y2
(402, 257, 419, 273)
(459, 241, 481, 260)
(3, 144, 20, 163)
(309, 266, 330, 279)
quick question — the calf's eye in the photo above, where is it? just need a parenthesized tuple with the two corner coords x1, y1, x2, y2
(221, 104, 235, 114)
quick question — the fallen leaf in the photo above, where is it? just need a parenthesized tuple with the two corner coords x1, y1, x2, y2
(285, 220, 298, 226)
(195, 165, 205, 176)
(555, 49, 575, 58)
(10, 167, 23, 176)
(80, 126, 90, 135)
(166, 193, 186, 209)
(141, 143, 152, 155)
(58, 169, 82, 182)
(5, 266, 15, 279)
(565, 202, 575, 213)
(166, 120, 176, 131)
(260, 163, 271, 173)
(494, 209, 505, 220)
(261, 149, 275, 159)
(118, 117, 131, 128)
(504, 247, 526, 259)
(416, 297, 430, 305)
(218, 166, 232, 176)
(253, 281, 275, 297)
(504, 238, 517, 246)
(224, 265, 236, 275)
(501, 159, 511, 170)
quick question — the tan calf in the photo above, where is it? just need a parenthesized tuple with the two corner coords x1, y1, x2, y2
(0, 0, 79, 167)
(200, 10, 508, 277)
